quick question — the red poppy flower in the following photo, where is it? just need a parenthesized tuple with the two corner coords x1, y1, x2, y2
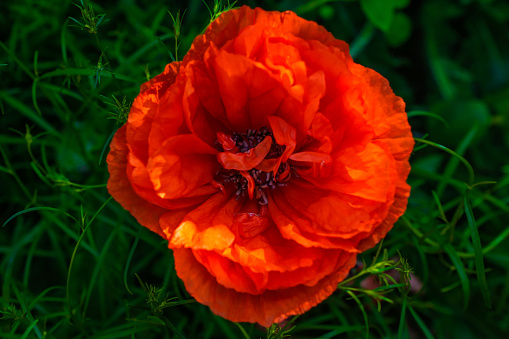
(107, 6, 414, 326)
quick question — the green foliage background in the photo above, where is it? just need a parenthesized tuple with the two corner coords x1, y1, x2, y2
(1, 0, 509, 338)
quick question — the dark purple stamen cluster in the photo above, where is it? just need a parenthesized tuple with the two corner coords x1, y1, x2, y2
(215, 127, 294, 205)
(231, 127, 285, 158)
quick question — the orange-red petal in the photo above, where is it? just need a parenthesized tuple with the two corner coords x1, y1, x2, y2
(173, 247, 356, 327)
(147, 134, 219, 200)
(168, 192, 237, 251)
(107, 126, 172, 238)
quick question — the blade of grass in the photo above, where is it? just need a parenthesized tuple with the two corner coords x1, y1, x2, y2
(484, 194, 509, 213)
(28, 286, 64, 311)
(413, 236, 430, 285)
(407, 110, 449, 128)
(410, 168, 465, 190)
(459, 224, 509, 257)
(79, 197, 116, 320)
(3, 207, 77, 227)
(66, 216, 97, 316)
(86, 196, 112, 228)
(424, 23, 454, 99)
(61, 20, 69, 65)
(464, 191, 492, 308)
(116, 34, 172, 73)
(32, 81, 43, 117)
(407, 304, 435, 339)
(346, 290, 369, 339)
(99, 129, 116, 165)
(12, 286, 42, 338)
(124, 229, 141, 295)
(398, 296, 408, 339)
(89, 323, 155, 339)
(38, 82, 84, 101)
(320, 326, 367, 338)
(48, 214, 99, 257)
(213, 315, 238, 339)
(414, 138, 474, 187)
(81, 225, 116, 320)
(22, 226, 44, 287)
(20, 320, 39, 339)
(40, 67, 137, 82)
(30, 161, 52, 186)
(443, 243, 470, 310)
(161, 315, 186, 339)
(233, 322, 250, 339)
(401, 216, 440, 249)
(349, 22, 375, 59)
(431, 191, 448, 222)
(436, 125, 478, 197)
(0, 92, 57, 133)
(0, 40, 35, 80)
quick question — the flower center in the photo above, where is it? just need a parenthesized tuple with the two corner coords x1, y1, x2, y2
(215, 127, 294, 205)
(230, 127, 284, 158)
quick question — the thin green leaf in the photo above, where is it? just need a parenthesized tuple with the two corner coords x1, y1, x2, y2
(3, 207, 77, 227)
(12, 286, 42, 339)
(117, 34, 171, 74)
(431, 190, 448, 222)
(320, 326, 368, 338)
(124, 229, 141, 295)
(349, 22, 375, 59)
(22, 227, 44, 287)
(464, 191, 491, 308)
(440, 280, 462, 293)
(436, 125, 478, 197)
(81, 225, 117, 320)
(32, 80, 42, 117)
(233, 322, 250, 339)
(414, 138, 475, 187)
(443, 243, 470, 310)
(159, 299, 196, 308)
(0, 92, 57, 133)
(30, 161, 51, 186)
(466, 224, 509, 256)
(0, 164, 11, 174)
(66, 222, 92, 316)
(407, 304, 435, 339)
(0, 40, 35, 80)
(20, 320, 39, 339)
(89, 324, 154, 339)
(161, 316, 186, 339)
(61, 20, 69, 65)
(346, 290, 369, 339)
(28, 286, 64, 311)
(398, 296, 408, 339)
(373, 283, 408, 291)
(424, 24, 454, 99)
(68, 16, 84, 26)
(213, 315, 238, 339)
(85, 196, 112, 228)
(39, 68, 136, 82)
(407, 110, 449, 128)
(38, 82, 84, 101)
